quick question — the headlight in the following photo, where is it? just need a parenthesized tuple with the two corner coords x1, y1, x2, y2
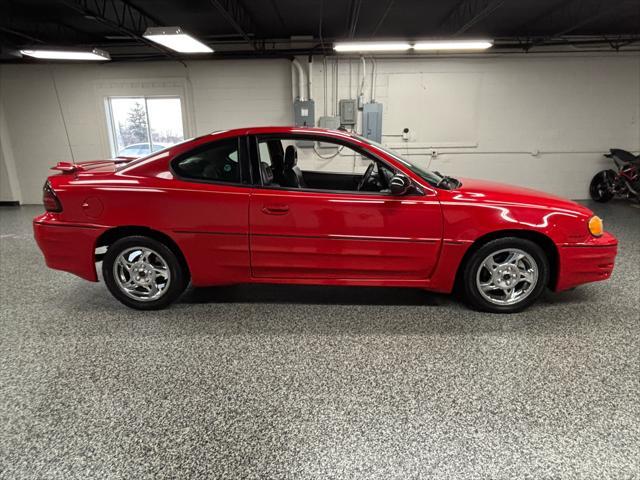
(588, 215, 604, 237)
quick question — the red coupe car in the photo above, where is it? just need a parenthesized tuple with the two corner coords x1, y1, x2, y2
(34, 126, 618, 313)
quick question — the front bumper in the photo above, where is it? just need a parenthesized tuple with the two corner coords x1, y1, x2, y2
(33, 214, 103, 282)
(555, 231, 618, 291)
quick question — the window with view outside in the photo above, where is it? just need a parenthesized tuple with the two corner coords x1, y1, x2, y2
(107, 97, 185, 157)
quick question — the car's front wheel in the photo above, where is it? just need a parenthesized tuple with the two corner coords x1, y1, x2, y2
(462, 238, 549, 313)
(102, 235, 188, 310)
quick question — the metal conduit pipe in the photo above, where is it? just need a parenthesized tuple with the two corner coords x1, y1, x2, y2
(308, 55, 313, 100)
(291, 58, 306, 101)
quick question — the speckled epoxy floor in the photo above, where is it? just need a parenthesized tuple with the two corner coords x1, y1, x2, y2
(1, 202, 638, 479)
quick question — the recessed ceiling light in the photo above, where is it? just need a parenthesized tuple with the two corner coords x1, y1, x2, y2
(413, 40, 493, 51)
(20, 48, 111, 61)
(334, 42, 412, 52)
(143, 27, 213, 53)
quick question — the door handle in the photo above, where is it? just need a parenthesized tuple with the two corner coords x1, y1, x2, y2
(262, 204, 289, 215)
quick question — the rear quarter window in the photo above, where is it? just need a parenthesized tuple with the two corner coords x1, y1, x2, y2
(172, 138, 240, 184)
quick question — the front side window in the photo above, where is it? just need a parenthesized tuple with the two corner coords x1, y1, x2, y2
(255, 136, 397, 193)
(173, 138, 240, 184)
(354, 135, 445, 187)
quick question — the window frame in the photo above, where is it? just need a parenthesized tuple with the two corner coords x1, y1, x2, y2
(248, 133, 424, 197)
(105, 95, 185, 158)
(169, 135, 251, 187)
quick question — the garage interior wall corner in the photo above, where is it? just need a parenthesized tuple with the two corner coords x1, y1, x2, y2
(0, 88, 22, 204)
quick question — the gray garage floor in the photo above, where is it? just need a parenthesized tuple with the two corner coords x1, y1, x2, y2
(1, 201, 638, 479)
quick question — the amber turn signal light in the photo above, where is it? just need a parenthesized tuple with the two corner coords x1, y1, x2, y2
(588, 216, 604, 237)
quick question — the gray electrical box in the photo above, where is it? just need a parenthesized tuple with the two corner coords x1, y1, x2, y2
(339, 99, 357, 126)
(362, 102, 383, 143)
(293, 99, 315, 127)
(317, 116, 341, 148)
(318, 116, 340, 130)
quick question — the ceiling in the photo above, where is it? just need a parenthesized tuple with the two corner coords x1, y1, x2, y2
(1, 0, 639, 62)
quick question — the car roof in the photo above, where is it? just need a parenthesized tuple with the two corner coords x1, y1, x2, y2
(203, 126, 358, 142)
(118, 126, 364, 174)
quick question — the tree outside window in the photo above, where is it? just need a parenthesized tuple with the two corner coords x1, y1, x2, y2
(107, 97, 185, 157)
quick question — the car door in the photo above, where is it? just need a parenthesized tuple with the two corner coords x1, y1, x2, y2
(165, 135, 252, 286)
(248, 135, 443, 282)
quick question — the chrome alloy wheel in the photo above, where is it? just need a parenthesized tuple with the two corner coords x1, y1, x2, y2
(113, 247, 171, 302)
(475, 248, 538, 306)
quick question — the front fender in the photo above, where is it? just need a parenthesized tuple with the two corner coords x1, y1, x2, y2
(438, 194, 593, 245)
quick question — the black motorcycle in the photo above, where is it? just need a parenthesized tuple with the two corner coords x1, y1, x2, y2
(589, 149, 640, 203)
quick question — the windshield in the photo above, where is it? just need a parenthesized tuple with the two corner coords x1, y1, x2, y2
(354, 135, 446, 187)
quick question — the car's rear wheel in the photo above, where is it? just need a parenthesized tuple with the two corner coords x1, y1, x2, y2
(462, 237, 549, 313)
(102, 236, 187, 310)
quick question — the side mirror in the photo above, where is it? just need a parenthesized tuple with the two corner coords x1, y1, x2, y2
(389, 174, 411, 195)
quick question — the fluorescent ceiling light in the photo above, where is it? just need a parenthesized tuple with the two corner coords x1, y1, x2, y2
(413, 40, 493, 51)
(143, 27, 213, 53)
(20, 48, 111, 61)
(334, 42, 412, 52)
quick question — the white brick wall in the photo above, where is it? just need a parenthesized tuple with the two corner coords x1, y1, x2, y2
(308, 54, 640, 200)
(0, 54, 639, 203)
(0, 60, 293, 203)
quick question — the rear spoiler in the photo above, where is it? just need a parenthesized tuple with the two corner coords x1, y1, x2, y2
(52, 162, 83, 173)
(51, 158, 135, 173)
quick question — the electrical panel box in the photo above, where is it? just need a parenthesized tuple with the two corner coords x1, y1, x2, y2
(317, 116, 341, 148)
(318, 116, 341, 130)
(293, 99, 315, 148)
(362, 102, 383, 143)
(293, 99, 315, 127)
(338, 99, 357, 126)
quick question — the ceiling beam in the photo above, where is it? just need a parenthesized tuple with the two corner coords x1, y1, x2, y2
(370, 0, 395, 37)
(522, 0, 635, 37)
(0, 2, 93, 45)
(439, 0, 507, 36)
(207, 0, 256, 48)
(0, 26, 45, 44)
(60, 0, 183, 62)
(347, 0, 363, 38)
(267, 0, 287, 30)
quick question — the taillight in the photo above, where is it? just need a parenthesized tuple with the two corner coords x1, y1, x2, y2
(43, 181, 62, 212)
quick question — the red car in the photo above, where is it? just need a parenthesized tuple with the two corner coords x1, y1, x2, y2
(34, 126, 617, 313)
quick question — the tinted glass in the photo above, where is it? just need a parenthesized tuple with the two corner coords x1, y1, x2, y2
(173, 138, 240, 183)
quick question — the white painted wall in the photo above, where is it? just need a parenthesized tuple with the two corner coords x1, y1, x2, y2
(0, 101, 22, 203)
(0, 53, 638, 203)
(0, 142, 10, 202)
(311, 54, 640, 200)
(0, 59, 292, 203)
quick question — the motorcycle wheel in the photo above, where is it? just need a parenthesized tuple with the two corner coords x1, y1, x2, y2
(589, 170, 615, 202)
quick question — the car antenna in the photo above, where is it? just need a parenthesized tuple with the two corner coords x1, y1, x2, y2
(49, 65, 76, 166)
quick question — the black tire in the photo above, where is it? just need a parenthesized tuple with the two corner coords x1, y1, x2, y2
(102, 235, 188, 310)
(589, 170, 615, 202)
(461, 237, 549, 314)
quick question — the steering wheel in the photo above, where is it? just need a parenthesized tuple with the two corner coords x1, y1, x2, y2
(357, 162, 376, 191)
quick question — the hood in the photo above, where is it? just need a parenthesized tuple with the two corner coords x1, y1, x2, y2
(452, 177, 593, 216)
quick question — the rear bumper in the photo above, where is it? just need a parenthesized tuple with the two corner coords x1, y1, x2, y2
(555, 232, 618, 291)
(33, 214, 103, 282)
